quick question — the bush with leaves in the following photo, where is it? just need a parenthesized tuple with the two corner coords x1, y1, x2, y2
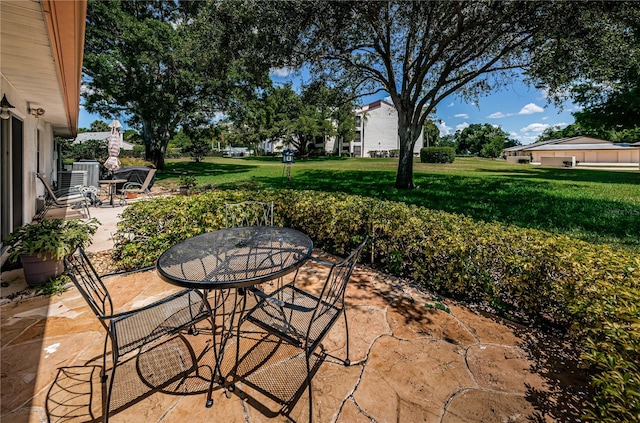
(420, 147, 455, 163)
(113, 190, 639, 421)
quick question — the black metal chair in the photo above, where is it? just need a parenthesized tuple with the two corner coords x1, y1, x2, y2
(64, 248, 215, 422)
(225, 200, 277, 296)
(225, 201, 274, 228)
(242, 237, 368, 422)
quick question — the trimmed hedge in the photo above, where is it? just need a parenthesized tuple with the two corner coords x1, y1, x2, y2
(114, 190, 639, 421)
(420, 146, 455, 163)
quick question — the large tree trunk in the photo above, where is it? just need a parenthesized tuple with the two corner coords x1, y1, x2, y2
(142, 119, 166, 170)
(149, 148, 165, 170)
(394, 112, 418, 189)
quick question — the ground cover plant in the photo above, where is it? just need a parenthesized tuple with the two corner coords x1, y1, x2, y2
(158, 157, 640, 252)
(114, 189, 639, 421)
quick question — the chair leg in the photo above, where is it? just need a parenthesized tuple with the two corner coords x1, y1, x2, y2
(104, 363, 116, 423)
(101, 336, 109, 382)
(343, 310, 351, 366)
(103, 350, 118, 423)
(83, 201, 92, 219)
(305, 351, 313, 423)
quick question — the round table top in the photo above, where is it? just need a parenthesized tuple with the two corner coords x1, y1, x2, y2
(156, 226, 313, 289)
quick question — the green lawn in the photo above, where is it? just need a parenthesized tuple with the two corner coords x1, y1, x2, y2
(158, 156, 640, 252)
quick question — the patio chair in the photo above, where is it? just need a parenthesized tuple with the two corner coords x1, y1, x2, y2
(64, 248, 215, 422)
(36, 173, 92, 219)
(242, 236, 368, 422)
(225, 201, 274, 228)
(119, 168, 156, 199)
(225, 201, 278, 296)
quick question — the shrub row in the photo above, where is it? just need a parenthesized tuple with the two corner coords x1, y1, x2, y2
(420, 146, 455, 163)
(114, 190, 639, 421)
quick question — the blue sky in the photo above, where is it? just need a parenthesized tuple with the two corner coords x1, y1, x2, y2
(79, 71, 577, 146)
(421, 80, 577, 145)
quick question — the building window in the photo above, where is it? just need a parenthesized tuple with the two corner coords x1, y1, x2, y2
(355, 116, 361, 127)
(354, 146, 361, 157)
(354, 132, 361, 143)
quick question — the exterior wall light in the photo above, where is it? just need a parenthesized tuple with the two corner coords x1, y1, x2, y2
(31, 107, 45, 117)
(0, 94, 15, 120)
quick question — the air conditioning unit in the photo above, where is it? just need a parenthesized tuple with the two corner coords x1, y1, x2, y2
(72, 161, 101, 187)
(58, 170, 87, 190)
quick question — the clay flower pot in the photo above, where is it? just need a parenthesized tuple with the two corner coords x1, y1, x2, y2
(19, 253, 65, 287)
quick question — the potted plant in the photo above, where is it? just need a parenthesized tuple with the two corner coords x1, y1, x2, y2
(178, 174, 197, 195)
(5, 218, 100, 287)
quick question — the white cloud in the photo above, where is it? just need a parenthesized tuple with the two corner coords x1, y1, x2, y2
(541, 116, 549, 120)
(518, 103, 544, 115)
(454, 113, 469, 119)
(520, 123, 549, 133)
(487, 112, 512, 119)
(437, 120, 452, 136)
(509, 131, 519, 139)
(553, 122, 570, 128)
(519, 134, 539, 145)
(447, 102, 454, 107)
(269, 67, 292, 78)
(456, 122, 470, 132)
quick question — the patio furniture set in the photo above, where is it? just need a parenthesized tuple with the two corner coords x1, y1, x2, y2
(64, 201, 367, 422)
(36, 168, 156, 217)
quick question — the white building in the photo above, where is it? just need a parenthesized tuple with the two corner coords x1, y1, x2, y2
(348, 100, 424, 158)
(1, 0, 87, 254)
(263, 100, 425, 158)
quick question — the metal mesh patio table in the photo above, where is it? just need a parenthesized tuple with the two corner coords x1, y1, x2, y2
(156, 226, 313, 406)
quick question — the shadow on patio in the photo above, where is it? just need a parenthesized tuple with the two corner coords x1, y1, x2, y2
(1, 205, 589, 422)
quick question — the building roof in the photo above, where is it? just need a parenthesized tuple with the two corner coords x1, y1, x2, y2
(504, 136, 627, 152)
(74, 132, 135, 150)
(355, 99, 395, 114)
(526, 143, 637, 151)
(1, 0, 87, 137)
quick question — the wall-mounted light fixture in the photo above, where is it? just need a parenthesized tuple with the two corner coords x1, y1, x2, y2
(30, 107, 45, 117)
(0, 94, 15, 120)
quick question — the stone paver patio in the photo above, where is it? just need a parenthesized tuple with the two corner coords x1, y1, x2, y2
(0, 204, 588, 422)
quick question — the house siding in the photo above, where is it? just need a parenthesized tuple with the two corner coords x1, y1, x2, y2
(505, 137, 639, 165)
(354, 101, 423, 157)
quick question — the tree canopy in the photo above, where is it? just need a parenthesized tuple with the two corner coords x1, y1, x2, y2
(225, 82, 357, 156)
(527, 2, 640, 135)
(83, 0, 275, 169)
(267, 1, 555, 188)
(453, 124, 518, 157)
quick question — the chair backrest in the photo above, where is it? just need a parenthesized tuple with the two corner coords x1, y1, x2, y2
(225, 201, 274, 228)
(64, 248, 114, 326)
(37, 173, 59, 201)
(314, 236, 368, 319)
(139, 168, 157, 191)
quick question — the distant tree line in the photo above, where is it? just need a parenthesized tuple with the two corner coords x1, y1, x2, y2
(435, 124, 519, 158)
